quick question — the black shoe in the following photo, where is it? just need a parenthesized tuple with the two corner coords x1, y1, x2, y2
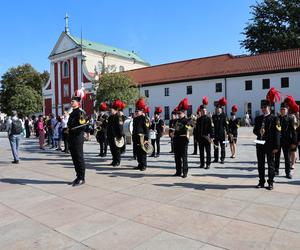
(256, 183, 264, 189)
(133, 166, 140, 170)
(199, 165, 205, 168)
(149, 154, 155, 157)
(140, 167, 146, 171)
(68, 178, 78, 185)
(113, 162, 120, 167)
(205, 165, 210, 169)
(220, 160, 224, 164)
(110, 162, 115, 166)
(12, 160, 19, 164)
(98, 153, 102, 156)
(191, 152, 197, 155)
(173, 173, 181, 176)
(286, 174, 292, 179)
(72, 179, 85, 187)
(182, 174, 187, 178)
(213, 159, 218, 163)
(275, 170, 279, 176)
(266, 184, 273, 190)
(154, 154, 159, 158)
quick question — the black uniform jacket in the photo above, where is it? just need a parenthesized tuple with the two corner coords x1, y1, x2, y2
(278, 115, 297, 145)
(195, 115, 214, 140)
(212, 113, 228, 140)
(107, 113, 123, 140)
(67, 107, 86, 137)
(174, 117, 191, 143)
(253, 113, 280, 150)
(132, 115, 150, 144)
(150, 118, 165, 137)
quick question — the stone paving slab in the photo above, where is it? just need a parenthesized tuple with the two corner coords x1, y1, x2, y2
(0, 127, 300, 249)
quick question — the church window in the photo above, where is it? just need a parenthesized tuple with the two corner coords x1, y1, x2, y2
(63, 61, 69, 78)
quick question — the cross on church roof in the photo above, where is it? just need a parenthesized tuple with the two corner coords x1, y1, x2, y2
(64, 13, 69, 34)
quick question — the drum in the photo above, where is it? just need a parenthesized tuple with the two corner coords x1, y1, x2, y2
(149, 130, 156, 140)
(123, 118, 133, 137)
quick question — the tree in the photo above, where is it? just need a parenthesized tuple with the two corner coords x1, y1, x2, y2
(94, 72, 140, 109)
(0, 64, 49, 116)
(241, 0, 300, 54)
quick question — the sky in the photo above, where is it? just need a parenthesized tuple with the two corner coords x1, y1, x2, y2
(0, 0, 259, 77)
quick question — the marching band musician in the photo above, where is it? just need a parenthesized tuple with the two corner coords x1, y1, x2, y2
(173, 98, 192, 178)
(228, 105, 240, 159)
(150, 106, 165, 158)
(288, 100, 299, 170)
(212, 97, 228, 164)
(191, 111, 199, 155)
(133, 98, 150, 171)
(118, 104, 127, 155)
(67, 91, 87, 186)
(96, 102, 108, 157)
(107, 100, 124, 167)
(195, 103, 214, 169)
(253, 95, 280, 190)
(274, 99, 297, 178)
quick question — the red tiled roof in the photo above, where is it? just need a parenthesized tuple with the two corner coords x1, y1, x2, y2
(126, 48, 300, 86)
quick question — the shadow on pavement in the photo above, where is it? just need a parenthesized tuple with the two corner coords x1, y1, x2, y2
(0, 178, 69, 185)
(154, 182, 255, 190)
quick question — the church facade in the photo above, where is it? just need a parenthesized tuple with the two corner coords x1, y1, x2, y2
(42, 19, 149, 116)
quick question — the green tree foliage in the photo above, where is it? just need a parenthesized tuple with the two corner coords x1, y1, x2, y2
(0, 64, 49, 116)
(94, 72, 140, 109)
(241, 0, 300, 54)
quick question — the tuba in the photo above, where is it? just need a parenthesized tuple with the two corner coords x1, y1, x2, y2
(114, 136, 125, 148)
(139, 134, 154, 155)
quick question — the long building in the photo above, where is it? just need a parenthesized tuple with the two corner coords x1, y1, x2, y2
(127, 49, 300, 120)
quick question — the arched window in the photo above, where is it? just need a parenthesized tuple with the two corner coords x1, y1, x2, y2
(119, 65, 125, 72)
(63, 61, 69, 78)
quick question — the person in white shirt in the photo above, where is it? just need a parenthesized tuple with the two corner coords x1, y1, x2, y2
(61, 111, 70, 153)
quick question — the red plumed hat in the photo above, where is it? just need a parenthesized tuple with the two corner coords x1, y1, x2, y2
(172, 106, 179, 114)
(111, 99, 123, 110)
(155, 106, 162, 114)
(177, 98, 189, 112)
(135, 98, 146, 111)
(202, 96, 208, 106)
(217, 97, 227, 107)
(284, 95, 296, 108)
(231, 104, 238, 113)
(290, 103, 299, 114)
(266, 87, 280, 104)
(120, 101, 126, 111)
(100, 102, 107, 111)
(74, 87, 86, 100)
(144, 106, 150, 114)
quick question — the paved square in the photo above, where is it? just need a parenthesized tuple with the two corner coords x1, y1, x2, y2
(0, 127, 300, 250)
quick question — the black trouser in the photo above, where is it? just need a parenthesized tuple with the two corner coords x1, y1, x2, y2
(63, 128, 69, 152)
(274, 143, 291, 175)
(108, 138, 121, 164)
(174, 138, 188, 175)
(298, 145, 300, 160)
(256, 144, 275, 185)
(214, 138, 225, 162)
(136, 143, 147, 168)
(199, 137, 211, 166)
(25, 127, 30, 138)
(170, 137, 174, 152)
(193, 136, 198, 154)
(132, 139, 137, 158)
(68, 134, 85, 180)
(99, 139, 107, 155)
(151, 136, 161, 155)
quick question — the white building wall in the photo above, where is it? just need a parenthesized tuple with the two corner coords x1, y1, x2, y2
(138, 71, 300, 120)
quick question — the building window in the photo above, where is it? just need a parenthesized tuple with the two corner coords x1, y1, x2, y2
(164, 106, 170, 120)
(262, 79, 270, 89)
(281, 77, 289, 88)
(144, 90, 149, 97)
(186, 85, 192, 95)
(119, 65, 125, 72)
(164, 88, 169, 96)
(247, 102, 252, 118)
(63, 83, 69, 97)
(187, 105, 193, 117)
(63, 61, 69, 78)
(215, 83, 222, 92)
(245, 80, 252, 91)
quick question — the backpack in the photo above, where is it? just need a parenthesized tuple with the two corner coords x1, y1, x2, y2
(11, 119, 23, 135)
